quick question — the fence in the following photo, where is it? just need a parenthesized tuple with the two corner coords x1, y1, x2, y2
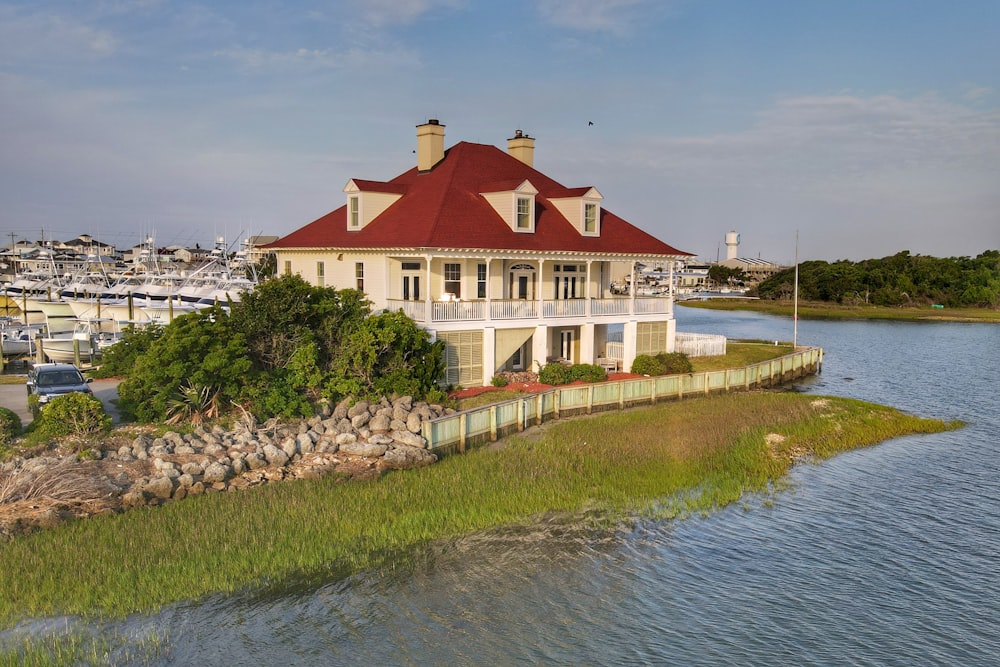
(422, 346, 823, 454)
(674, 332, 727, 357)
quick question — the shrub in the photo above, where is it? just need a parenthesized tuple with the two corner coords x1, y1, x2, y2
(32, 393, 112, 438)
(90, 323, 165, 379)
(630, 354, 665, 376)
(0, 406, 21, 448)
(538, 362, 572, 386)
(657, 352, 693, 374)
(491, 375, 509, 387)
(630, 353, 693, 376)
(568, 363, 607, 383)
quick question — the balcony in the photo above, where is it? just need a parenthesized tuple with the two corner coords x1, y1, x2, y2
(385, 297, 671, 324)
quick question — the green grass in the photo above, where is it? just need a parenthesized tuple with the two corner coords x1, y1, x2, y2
(689, 342, 793, 372)
(0, 392, 959, 629)
(681, 299, 1000, 322)
(0, 375, 25, 385)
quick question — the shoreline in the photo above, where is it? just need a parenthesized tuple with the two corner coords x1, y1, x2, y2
(0, 392, 959, 630)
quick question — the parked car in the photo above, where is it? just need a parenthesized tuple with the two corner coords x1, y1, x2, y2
(26, 363, 93, 406)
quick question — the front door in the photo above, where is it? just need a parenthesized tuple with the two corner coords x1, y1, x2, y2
(508, 264, 536, 300)
(561, 330, 574, 362)
(402, 263, 421, 301)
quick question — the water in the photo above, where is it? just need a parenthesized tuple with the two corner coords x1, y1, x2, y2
(22, 309, 1000, 665)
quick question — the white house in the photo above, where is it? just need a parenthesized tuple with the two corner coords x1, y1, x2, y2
(267, 120, 692, 386)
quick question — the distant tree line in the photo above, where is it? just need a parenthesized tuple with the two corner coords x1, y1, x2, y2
(755, 250, 1000, 308)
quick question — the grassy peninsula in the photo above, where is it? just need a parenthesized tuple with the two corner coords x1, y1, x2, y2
(0, 392, 958, 630)
(681, 299, 1000, 322)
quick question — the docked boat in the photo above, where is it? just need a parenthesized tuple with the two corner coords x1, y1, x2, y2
(39, 319, 121, 364)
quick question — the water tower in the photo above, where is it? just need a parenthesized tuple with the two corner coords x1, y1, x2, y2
(725, 230, 740, 260)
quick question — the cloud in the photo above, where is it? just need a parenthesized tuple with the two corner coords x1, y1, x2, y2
(349, 0, 465, 28)
(212, 43, 420, 73)
(536, 0, 666, 34)
(0, 7, 118, 62)
(547, 92, 1000, 260)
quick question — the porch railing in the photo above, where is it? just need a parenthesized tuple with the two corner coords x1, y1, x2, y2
(386, 296, 672, 323)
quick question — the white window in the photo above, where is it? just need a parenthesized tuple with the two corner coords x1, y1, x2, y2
(283, 260, 292, 276)
(444, 263, 461, 298)
(477, 263, 487, 299)
(316, 261, 325, 287)
(584, 202, 597, 233)
(349, 196, 360, 229)
(516, 196, 532, 230)
(355, 262, 364, 291)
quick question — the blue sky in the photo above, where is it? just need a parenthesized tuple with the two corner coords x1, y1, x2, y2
(1, 0, 998, 262)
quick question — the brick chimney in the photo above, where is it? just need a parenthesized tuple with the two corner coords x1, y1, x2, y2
(507, 129, 535, 167)
(416, 119, 446, 172)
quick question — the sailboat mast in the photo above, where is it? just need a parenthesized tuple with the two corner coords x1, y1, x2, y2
(793, 230, 799, 347)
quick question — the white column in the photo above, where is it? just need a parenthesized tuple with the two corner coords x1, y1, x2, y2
(424, 254, 433, 322)
(668, 259, 675, 318)
(483, 326, 496, 386)
(629, 260, 636, 315)
(580, 322, 595, 364)
(532, 323, 548, 372)
(485, 257, 492, 323)
(622, 320, 638, 374)
(536, 258, 545, 311)
(585, 260, 592, 317)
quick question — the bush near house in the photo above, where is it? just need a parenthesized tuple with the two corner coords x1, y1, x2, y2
(31, 393, 112, 439)
(538, 362, 607, 386)
(630, 352, 693, 376)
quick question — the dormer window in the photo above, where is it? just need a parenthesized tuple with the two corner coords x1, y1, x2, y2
(343, 179, 405, 232)
(349, 196, 360, 229)
(547, 186, 603, 237)
(584, 203, 597, 233)
(516, 196, 532, 230)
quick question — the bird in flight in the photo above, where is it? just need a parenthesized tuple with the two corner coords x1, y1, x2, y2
(588, 121, 594, 126)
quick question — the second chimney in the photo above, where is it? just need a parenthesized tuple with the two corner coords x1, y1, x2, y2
(416, 119, 446, 172)
(507, 129, 535, 167)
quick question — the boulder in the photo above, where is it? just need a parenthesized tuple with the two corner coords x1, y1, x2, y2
(263, 444, 290, 468)
(392, 430, 427, 449)
(144, 476, 175, 500)
(368, 413, 391, 433)
(338, 442, 389, 458)
(203, 462, 232, 484)
(381, 445, 437, 470)
(347, 401, 370, 418)
(335, 432, 357, 446)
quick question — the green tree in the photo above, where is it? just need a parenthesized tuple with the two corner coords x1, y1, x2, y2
(117, 306, 251, 422)
(326, 309, 444, 400)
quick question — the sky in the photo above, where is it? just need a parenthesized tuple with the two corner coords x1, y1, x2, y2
(1, 0, 998, 264)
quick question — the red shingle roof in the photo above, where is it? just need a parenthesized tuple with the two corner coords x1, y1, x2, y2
(269, 141, 690, 257)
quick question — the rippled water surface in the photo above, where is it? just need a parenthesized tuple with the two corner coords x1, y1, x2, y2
(38, 310, 1000, 664)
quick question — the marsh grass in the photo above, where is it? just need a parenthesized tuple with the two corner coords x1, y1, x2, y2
(0, 625, 168, 666)
(0, 393, 958, 629)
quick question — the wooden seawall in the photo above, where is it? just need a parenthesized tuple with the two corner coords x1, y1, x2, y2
(423, 346, 824, 454)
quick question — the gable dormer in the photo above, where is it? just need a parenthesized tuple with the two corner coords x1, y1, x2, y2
(343, 179, 407, 231)
(480, 179, 539, 233)
(547, 186, 604, 237)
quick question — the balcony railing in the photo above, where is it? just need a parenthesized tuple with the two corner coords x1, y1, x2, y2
(385, 296, 671, 323)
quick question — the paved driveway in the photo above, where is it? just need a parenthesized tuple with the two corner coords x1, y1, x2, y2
(0, 376, 122, 426)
